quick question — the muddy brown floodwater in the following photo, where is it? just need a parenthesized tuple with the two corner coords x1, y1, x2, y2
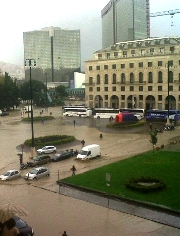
(0, 106, 180, 236)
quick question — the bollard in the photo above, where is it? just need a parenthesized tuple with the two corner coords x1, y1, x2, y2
(100, 134, 103, 139)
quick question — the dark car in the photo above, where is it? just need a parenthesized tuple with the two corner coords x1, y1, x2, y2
(51, 150, 73, 162)
(33, 154, 51, 166)
(0, 111, 9, 116)
(14, 215, 34, 236)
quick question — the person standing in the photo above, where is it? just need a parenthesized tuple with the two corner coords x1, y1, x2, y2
(149, 123, 152, 131)
(81, 139, 85, 147)
(71, 165, 76, 176)
(62, 231, 67, 236)
(73, 120, 75, 126)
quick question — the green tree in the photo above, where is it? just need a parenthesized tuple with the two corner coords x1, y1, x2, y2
(55, 85, 67, 98)
(150, 131, 158, 154)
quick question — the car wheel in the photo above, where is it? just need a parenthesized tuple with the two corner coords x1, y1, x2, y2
(53, 150, 56, 153)
(46, 174, 50, 177)
(33, 177, 37, 180)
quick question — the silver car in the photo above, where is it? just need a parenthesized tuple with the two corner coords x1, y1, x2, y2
(0, 170, 21, 180)
(36, 145, 56, 155)
(25, 167, 50, 180)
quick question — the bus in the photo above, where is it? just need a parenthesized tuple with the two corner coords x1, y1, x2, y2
(119, 108, 145, 118)
(92, 108, 119, 119)
(145, 109, 180, 121)
(62, 107, 92, 117)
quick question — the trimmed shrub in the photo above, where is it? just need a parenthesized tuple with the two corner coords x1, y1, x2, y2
(125, 176, 166, 193)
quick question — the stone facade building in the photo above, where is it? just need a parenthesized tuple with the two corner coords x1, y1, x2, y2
(85, 37, 180, 110)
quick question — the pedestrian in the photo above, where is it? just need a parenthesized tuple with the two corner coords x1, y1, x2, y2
(62, 231, 67, 236)
(149, 123, 152, 130)
(73, 120, 75, 126)
(70, 165, 76, 176)
(81, 139, 85, 147)
(42, 118, 44, 124)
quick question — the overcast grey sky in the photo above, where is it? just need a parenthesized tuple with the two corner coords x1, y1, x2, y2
(0, 0, 179, 69)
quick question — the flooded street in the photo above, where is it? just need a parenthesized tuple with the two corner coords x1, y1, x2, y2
(0, 106, 180, 235)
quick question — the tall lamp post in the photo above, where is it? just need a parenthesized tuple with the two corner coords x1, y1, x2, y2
(25, 58, 36, 158)
(167, 60, 173, 125)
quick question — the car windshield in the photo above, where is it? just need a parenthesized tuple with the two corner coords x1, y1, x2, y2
(42, 147, 47, 150)
(29, 169, 38, 174)
(3, 171, 11, 176)
(33, 156, 40, 161)
(79, 150, 88, 155)
(15, 218, 27, 228)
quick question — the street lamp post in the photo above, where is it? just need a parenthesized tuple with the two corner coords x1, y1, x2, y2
(167, 60, 173, 125)
(25, 58, 36, 158)
(44, 73, 48, 110)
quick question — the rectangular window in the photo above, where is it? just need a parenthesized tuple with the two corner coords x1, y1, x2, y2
(129, 63, 134, 68)
(130, 86, 134, 91)
(98, 53, 102, 59)
(150, 48, 154, 54)
(112, 86, 116, 91)
(96, 66, 100, 70)
(89, 95, 93, 100)
(158, 86, 162, 91)
(112, 64, 116, 69)
(158, 61, 162, 66)
(121, 86, 125, 91)
(121, 95, 125, 100)
(89, 77, 93, 84)
(114, 52, 118, 57)
(104, 87, 108, 91)
(179, 86, 180, 91)
(105, 95, 108, 100)
(169, 86, 173, 91)
(170, 46, 174, 53)
(123, 51, 127, 57)
(131, 49, 135, 55)
(148, 86, 153, 91)
(179, 60, 180, 65)
(148, 62, 152, 67)
(158, 95, 162, 101)
(89, 87, 93, 92)
(179, 95, 180, 101)
(97, 87, 100, 91)
(106, 53, 110, 59)
(139, 95, 143, 100)
(104, 65, 108, 70)
(139, 62, 143, 67)
(89, 66, 92, 71)
(139, 86, 143, 91)
(121, 64, 125, 69)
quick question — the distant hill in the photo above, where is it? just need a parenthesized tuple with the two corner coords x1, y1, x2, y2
(0, 61, 25, 79)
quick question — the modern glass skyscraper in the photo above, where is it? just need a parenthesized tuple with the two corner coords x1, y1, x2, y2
(23, 27, 81, 82)
(101, 0, 150, 48)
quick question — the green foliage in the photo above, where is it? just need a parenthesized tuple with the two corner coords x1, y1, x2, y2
(125, 176, 166, 193)
(55, 85, 67, 98)
(24, 135, 75, 147)
(59, 150, 180, 211)
(107, 121, 145, 129)
(23, 116, 54, 122)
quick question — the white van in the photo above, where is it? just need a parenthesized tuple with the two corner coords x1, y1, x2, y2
(76, 144, 101, 160)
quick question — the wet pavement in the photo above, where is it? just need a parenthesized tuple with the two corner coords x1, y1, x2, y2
(0, 106, 180, 235)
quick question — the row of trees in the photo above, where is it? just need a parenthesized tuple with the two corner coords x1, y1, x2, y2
(0, 70, 67, 110)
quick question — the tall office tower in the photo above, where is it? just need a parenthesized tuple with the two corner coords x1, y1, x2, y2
(101, 0, 150, 48)
(23, 27, 81, 82)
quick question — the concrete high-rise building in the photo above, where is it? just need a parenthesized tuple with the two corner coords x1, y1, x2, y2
(23, 27, 81, 82)
(101, 0, 150, 48)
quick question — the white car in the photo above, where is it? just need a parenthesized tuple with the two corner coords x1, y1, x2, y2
(0, 170, 21, 180)
(25, 167, 50, 180)
(37, 145, 56, 155)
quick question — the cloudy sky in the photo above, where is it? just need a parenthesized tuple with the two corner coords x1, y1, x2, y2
(0, 0, 179, 69)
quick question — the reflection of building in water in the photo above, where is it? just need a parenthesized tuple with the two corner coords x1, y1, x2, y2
(23, 26, 81, 83)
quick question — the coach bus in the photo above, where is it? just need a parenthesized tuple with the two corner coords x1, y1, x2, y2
(145, 109, 180, 121)
(62, 106, 92, 117)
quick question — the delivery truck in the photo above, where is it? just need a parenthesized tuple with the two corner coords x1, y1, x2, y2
(76, 144, 101, 160)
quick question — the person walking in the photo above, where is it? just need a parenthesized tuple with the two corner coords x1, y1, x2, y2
(149, 123, 152, 131)
(62, 231, 67, 236)
(81, 139, 85, 147)
(71, 165, 76, 176)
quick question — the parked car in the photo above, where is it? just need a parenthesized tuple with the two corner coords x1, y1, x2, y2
(32, 154, 51, 166)
(51, 150, 73, 162)
(0, 111, 9, 116)
(37, 145, 56, 155)
(25, 167, 50, 180)
(14, 215, 34, 236)
(0, 170, 21, 180)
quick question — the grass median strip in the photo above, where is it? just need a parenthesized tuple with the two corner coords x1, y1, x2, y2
(59, 150, 180, 211)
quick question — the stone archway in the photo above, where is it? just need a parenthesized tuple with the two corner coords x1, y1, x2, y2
(110, 95, 119, 108)
(145, 95, 155, 110)
(165, 95, 176, 110)
(94, 95, 103, 108)
(127, 95, 136, 108)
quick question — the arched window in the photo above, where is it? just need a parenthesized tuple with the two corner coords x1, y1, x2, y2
(158, 71, 163, 83)
(112, 73, 116, 84)
(130, 73, 134, 84)
(148, 72, 153, 83)
(169, 71, 173, 83)
(139, 72, 143, 83)
(97, 74, 100, 84)
(121, 73, 126, 84)
(104, 74, 108, 84)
